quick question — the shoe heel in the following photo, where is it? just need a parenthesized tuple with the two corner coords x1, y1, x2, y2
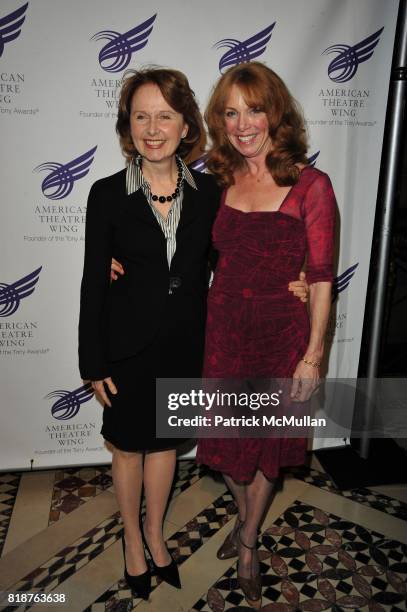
(237, 531, 262, 609)
(142, 527, 181, 589)
(121, 533, 151, 600)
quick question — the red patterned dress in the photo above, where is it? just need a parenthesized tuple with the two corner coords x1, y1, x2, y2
(196, 166, 336, 482)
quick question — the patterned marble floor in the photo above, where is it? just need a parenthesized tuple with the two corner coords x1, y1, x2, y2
(0, 473, 21, 557)
(0, 456, 406, 611)
(192, 500, 407, 611)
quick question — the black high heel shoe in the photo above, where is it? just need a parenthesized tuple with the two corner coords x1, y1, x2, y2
(142, 528, 181, 589)
(121, 533, 151, 600)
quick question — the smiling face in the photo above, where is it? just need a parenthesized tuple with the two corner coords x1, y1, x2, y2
(223, 84, 272, 160)
(130, 82, 188, 163)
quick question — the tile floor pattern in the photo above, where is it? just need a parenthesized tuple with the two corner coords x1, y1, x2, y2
(86, 479, 407, 611)
(0, 458, 406, 611)
(0, 461, 207, 610)
(85, 492, 238, 611)
(11, 511, 123, 596)
(191, 500, 407, 611)
(291, 467, 407, 522)
(49, 466, 113, 524)
(48, 463, 407, 528)
(0, 473, 21, 556)
(49, 461, 206, 524)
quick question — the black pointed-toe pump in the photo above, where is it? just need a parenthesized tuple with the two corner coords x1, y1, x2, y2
(121, 534, 151, 600)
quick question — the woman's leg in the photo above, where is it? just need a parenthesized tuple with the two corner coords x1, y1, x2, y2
(238, 470, 276, 578)
(112, 447, 146, 575)
(223, 474, 247, 522)
(143, 449, 176, 565)
(215, 473, 248, 559)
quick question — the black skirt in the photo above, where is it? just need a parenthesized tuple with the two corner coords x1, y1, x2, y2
(101, 311, 205, 452)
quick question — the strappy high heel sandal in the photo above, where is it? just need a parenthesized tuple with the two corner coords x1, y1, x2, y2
(237, 530, 262, 610)
(216, 516, 244, 560)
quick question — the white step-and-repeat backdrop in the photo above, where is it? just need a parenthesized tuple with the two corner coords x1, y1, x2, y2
(0, 0, 399, 469)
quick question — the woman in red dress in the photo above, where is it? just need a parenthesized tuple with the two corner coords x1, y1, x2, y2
(196, 62, 336, 608)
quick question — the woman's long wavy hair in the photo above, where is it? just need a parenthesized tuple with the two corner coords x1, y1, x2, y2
(116, 67, 205, 162)
(205, 62, 308, 186)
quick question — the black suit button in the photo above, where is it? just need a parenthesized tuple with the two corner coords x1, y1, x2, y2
(169, 276, 182, 290)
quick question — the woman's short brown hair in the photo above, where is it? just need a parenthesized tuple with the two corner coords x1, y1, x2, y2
(116, 67, 205, 162)
(205, 62, 308, 186)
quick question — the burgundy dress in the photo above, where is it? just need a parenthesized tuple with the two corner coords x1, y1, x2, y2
(196, 167, 336, 482)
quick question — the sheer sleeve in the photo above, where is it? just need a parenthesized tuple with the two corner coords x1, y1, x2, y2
(301, 172, 336, 285)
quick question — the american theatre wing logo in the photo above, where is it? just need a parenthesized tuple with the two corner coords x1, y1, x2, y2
(214, 23, 275, 73)
(33, 146, 97, 200)
(323, 27, 384, 83)
(91, 14, 157, 73)
(0, 267, 42, 317)
(46, 383, 94, 420)
(332, 263, 359, 303)
(0, 2, 28, 58)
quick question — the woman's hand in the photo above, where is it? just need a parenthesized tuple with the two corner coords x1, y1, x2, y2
(91, 377, 117, 407)
(111, 258, 124, 281)
(288, 271, 309, 302)
(290, 359, 319, 402)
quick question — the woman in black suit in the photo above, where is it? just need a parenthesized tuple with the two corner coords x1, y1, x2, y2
(79, 68, 220, 599)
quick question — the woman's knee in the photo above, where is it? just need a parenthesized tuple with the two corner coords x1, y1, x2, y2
(113, 446, 143, 461)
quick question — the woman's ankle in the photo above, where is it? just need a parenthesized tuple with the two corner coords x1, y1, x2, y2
(239, 525, 258, 549)
(143, 520, 165, 543)
(124, 527, 142, 544)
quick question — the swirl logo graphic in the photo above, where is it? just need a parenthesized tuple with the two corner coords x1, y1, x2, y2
(190, 155, 208, 173)
(332, 263, 359, 303)
(46, 383, 94, 420)
(215, 23, 275, 73)
(307, 151, 320, 167)
(0, 267, 42, 317)
(34, 146, 97, 200)
(0, 2, 28, 58)
(91, 14, 157, 73)
(323, 28, 384, 83)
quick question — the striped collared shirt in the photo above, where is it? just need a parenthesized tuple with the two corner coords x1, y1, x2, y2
(126, 156, 197, 268)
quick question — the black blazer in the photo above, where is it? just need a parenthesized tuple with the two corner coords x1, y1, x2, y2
(78, 167, 221, 380)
